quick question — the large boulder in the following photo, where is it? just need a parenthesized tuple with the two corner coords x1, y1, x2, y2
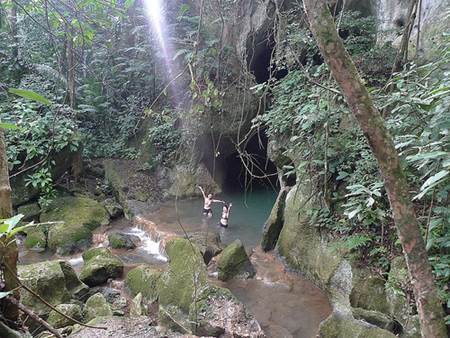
(125, 265, 162, 302)
(102, 198, 123, 219)
(350, 267, 390, 314)
(261, 188, 288, 251)
(18, 261, 88, 317)
(319, 311, 397, 338)
(23, 226, 47, 249)
(157, 238, 263, 337)
(217, 239, 255, 281)
(104, 159, 160, 218)
(191, 285, 264, 337)
(47, 304, 83, 329)
(108, 232, 140, 249)
(157, 238, 208, 313)
(41, 195, 109, 255)
(79, 248, 124, 286)
(83, 293, 113, 322)
(17, 202, 41, 222)
(352, 307, 396, 332)
(185, 231, 222, 264)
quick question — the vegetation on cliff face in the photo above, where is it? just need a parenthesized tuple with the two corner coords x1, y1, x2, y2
(0, 0, 449, 335)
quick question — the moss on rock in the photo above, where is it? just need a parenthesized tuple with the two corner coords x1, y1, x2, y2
(84, 293, 113, 322)
(108, 232, 139, 249)
(79, 248, 124, 287)
(217, 239, 255, 281)
(125, 265, 162, 302)
(18, 260, 86, 317)
(17, 202, 41, 221)
(47, 304, 82, 329)
(23, 226, 46, 249)
(157, 238, 207, 312)
(261, 188, 287, 251)
(42, 195, 109, 255)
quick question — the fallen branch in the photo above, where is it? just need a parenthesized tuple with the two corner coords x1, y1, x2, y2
(7, 296, 62, 338)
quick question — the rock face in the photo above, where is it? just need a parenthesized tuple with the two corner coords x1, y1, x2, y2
(104, 159, 160, 218)
(125, 265, 162, 302)
(47, 303, 83, 329)
(41, 195, 109, 255)
(79, 248, 124, 286)
(217, 239, 255, 281)
(350, 267, 390, 314)
(18, 261, 88, 317)
(186, 231, 222, 264)
(84, 293, 113, 322)
(108, 232, 140, 249)
(167, 164, 221, 199)
(261, 188, 288, 251)
(352, 307, 396, 332)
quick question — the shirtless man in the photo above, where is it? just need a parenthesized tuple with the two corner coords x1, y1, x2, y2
(219, 202, 232, 228)
(198, 186, 223, 217)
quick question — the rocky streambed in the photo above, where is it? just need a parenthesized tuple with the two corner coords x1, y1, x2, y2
(15, 189, 332, 338)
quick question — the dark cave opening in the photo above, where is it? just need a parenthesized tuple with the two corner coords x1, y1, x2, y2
(222, 132, 278, 193)
(247, 29, 288, 84)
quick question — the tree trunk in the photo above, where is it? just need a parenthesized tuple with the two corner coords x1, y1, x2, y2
(67, 35, 76, 108)
(0, 129, 19, 322)
(302, 1, 447, 337)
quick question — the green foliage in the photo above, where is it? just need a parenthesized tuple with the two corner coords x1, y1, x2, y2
(0, 214, 34, 240)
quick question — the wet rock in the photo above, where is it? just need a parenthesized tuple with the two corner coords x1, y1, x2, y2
(84, 293, 113, 322)
(18, 260, 88, 317)
(350, 267, 389, 314)
(102, 198, 123, 219)
(108, 231, 140, 249)
(186, 231, 222, 264)
(41, 195, 110, 255)
(191, 285, 264, 337)
(125, 265, 162, 302)
(261, 188, 288, 251)
(319, 311, 397, 338)
(47, 303, 82, 329)
(217, 239, 255, 281)
(79, 248, 124, 287)
(17, 202, 41, 222)
(352, 307, 396, 332)
(85, 286, 127, 314)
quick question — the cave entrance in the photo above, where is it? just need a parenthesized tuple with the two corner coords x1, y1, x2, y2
(222, 132, 278, 193)
(247, 29, 288, 84)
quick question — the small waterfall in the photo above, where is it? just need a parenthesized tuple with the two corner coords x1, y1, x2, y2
(124, 226, 167, 262)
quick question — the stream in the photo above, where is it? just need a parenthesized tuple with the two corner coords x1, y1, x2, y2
(18, 189, 332, 338)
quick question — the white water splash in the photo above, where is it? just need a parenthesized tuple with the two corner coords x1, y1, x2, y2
(125, 227, 167, 262)
(68, 256, 83, 267)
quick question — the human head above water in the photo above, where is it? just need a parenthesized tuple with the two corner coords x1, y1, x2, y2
(208, 193, 213, 199)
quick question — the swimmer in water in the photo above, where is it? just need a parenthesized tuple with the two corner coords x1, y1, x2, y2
(219, 202, 232, 228)
(198, 185, 224, 218)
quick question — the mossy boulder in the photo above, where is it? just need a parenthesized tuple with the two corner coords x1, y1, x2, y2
(17, 202, 41, 222)
(125, 265, 162, 302)
(108, 232, 140, 249)
(18, 261, 88, 317)
(319, 312, 397, 338)
(350, 267, 390, 314)
(79, 248, 124, 286)
(261, 188, 288, 251)
(102, 198, 123, 219)
(23, 226, 47, 249)
(41, 195, 109, 255)
(217, 239, 255, 281)
(84, 293, 113, 322)
(185, 231, 222, 264)
(47, 304, 82, 329)
(157, 238, 208, 312)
